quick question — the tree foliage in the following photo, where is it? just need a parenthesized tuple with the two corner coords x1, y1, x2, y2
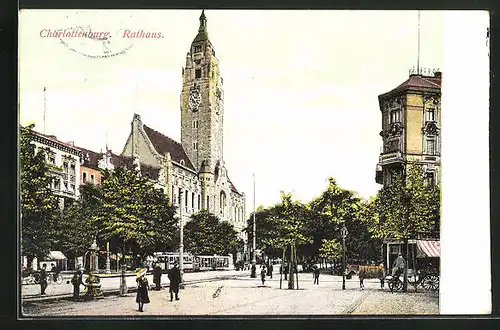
(369, 165, 441, 240)
(90, 167, 178, 257)
(184, 210, 240, 256)
(52, 183, 100, 258)
(20, 125, 59, 262)
(318, 239, 342, 261)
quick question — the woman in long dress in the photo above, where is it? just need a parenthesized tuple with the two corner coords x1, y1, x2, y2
(136, 269, 150, 312)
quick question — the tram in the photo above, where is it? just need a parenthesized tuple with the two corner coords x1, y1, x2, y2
(154, 252, 233, 272)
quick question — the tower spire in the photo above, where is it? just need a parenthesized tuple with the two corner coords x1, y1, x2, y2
(417, 10, 421, 75)
(199, 10, 207, 32)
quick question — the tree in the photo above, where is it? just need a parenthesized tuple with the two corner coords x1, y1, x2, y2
(184, 210, 240, 256)
(307, 178, 379, 265)
(265, 192, 311, 289)
(51, 183, 100, 259)
(90, 167, 178, 264)
(369, 164, 441, 291)
(318, 239, 342, 268)
(20, 125, 59, 266)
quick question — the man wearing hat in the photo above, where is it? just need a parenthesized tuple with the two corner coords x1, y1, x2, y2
(153, 263, 162, 290)
(136, 268, 150, 312)
(167, 261, 181, 301)
(392, 253, 405, 278)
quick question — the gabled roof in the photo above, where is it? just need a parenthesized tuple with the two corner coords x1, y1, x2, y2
(109, 153, 159, 180)
(379, 73, 442, 100)
(78, 147, 103, 170)
(142, 124, 195, 171)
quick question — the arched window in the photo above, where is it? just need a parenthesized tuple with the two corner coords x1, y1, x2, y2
(219, 191, 227, 216)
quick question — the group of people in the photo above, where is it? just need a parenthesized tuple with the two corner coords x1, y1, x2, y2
(135, 261, 181, 312)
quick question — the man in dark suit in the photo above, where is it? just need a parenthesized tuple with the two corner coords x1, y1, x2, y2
(167, 262, 181, 301)
(39, 264, 48, 295)
(153, 263, 162, 290)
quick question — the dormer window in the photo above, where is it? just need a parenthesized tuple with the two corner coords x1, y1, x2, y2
(194, 45, 202, 53)
(180, 159, 185, 166)
(425, 108, 436, 122)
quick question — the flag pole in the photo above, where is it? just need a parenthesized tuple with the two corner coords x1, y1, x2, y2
(251, 173, 257, 277)
(417, 10, 421, 74)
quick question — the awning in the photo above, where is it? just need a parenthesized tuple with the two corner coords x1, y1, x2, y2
(416, 240, 440, 258)
(46, 251, 67, 260)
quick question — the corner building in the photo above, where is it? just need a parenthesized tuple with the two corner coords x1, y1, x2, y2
(375, 71, 442, 186)
(121, 11, 246, 238)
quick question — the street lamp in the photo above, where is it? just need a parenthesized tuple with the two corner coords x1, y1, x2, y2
(179, 190, 185, 288)
(251, 173, 257, 278)
(340, 224, 348, 290)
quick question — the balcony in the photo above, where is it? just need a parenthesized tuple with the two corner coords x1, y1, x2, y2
(378, 151, 404, 166)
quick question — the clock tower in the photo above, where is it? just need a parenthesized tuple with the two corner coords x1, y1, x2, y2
(180, 10, 224, 173)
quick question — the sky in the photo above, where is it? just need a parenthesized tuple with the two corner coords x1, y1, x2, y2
(18, 10, 490, 314)
(19, 10, 445, 212)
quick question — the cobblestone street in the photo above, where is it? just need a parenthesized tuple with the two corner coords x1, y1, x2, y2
(22, 273, 439, 316)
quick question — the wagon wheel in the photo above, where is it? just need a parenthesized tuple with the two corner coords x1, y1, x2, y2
(388, 277, 403, 292)
(422, 274, 439, 291)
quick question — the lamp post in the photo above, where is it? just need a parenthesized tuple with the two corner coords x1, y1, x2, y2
(179, 190, 185, 288)
(119, 245, 128, 296)
(251, 173, 257, 278)
(340, 224, 348, 290)
(105, 241, 111, 274)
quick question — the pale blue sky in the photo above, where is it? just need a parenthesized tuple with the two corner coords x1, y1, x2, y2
(19, 10, 444, 212)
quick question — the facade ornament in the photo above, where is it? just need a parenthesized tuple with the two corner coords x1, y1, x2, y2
(387, 122, 403, 137)
(422, 121, 440, 136)
(424, 94, 440, 107)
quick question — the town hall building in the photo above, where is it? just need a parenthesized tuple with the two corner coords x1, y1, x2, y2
(120, 11, 246, 237)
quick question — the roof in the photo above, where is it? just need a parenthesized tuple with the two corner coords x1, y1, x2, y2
(229, 179, 241, 195)
(31, 129, 82, 153)
(142, 124, 195, 171)
(109, 152, 159, 180)
(78, 146, 103, 170)
(379, 73, 442, 100)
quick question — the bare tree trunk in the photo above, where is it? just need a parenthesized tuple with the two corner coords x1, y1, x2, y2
(280, 247, 284, 289)
(288, 244, 294, 289)
(294, 244, 299, 290)
(403, 237, 409, 292)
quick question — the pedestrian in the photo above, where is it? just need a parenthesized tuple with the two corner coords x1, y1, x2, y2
(260, 265, 266, 285)
(167, 261, 181, 301)
(392, 253, 405, 278)
(71, 269, 84, 300)
(39, 264, 48, 295)
(251, 263, 256, 278)
(153, 263, 162, 290)
(269, 263, 274, 279)
(136, 268, 150, 312)
(378, 262, 386, 289)
(313, 266, 320, 285)
(51, 263, 60, 282)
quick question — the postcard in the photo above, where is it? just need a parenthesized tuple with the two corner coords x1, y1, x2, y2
(18, 9, 490, 317)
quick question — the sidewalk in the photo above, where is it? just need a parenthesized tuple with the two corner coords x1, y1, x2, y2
(22, 269, 250, 302)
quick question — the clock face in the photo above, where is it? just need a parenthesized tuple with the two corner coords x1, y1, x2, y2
(189, 90, 201, 111)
